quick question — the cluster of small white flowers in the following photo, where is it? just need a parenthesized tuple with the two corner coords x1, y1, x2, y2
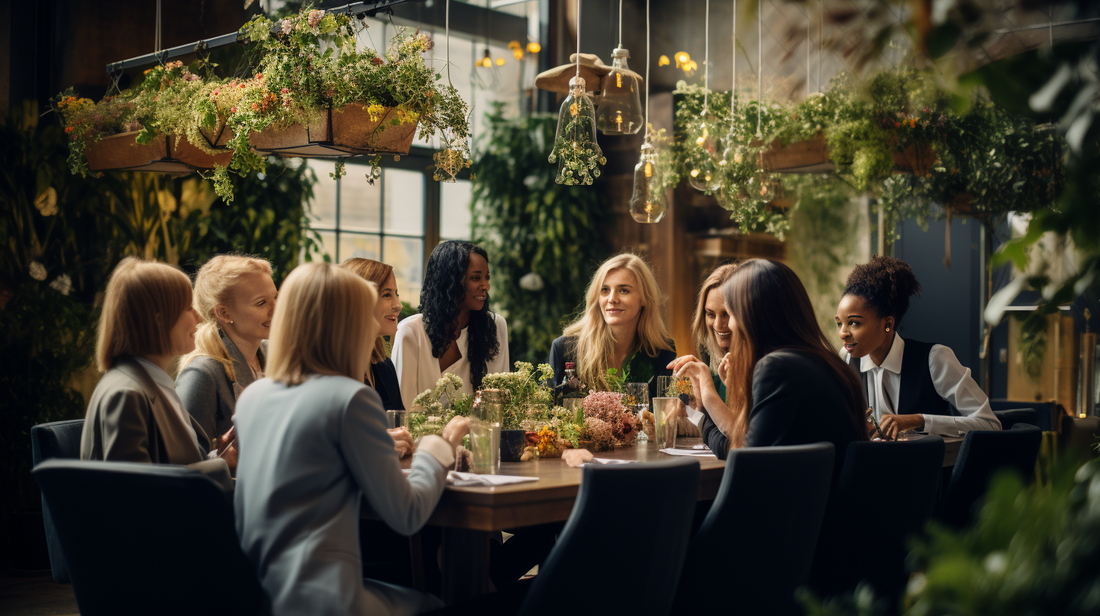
(49, 274, 72, 296)
(29, 261, 47, 281)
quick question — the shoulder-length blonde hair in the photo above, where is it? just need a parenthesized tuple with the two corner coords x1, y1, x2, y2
(339, 257, 393, 365)
(721, 259, 866, 449)
(96, 257, 193, 372)
(267, 262, 378, 386)
(562, 253, 673, 391)
(179, 255, 273, 381)
(691, 263, 739, 371)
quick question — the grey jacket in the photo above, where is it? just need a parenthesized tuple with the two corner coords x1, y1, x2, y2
(234, 375, 449, 615)
(81, 356, 232, 490)
(176, 332, 268, 446)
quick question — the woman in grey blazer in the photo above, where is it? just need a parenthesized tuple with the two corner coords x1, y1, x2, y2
(177, 255, 276, 453)
(234, 262, 469, 616)
(80, 258, 233, 489)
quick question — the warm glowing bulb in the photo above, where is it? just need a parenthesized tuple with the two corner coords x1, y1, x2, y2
(495, 57, 505, 66)
(512, 49, 524, 60)
(616, 112, 623, 130)
(690, 169, 700, 178)
(644, 162, 653, 178)
(677, 52, 690, 64)
(570, 103, 578, 117)
(718, 159, 727, 166)
(616, 72, 622, 88)
(658, 55, 670, 67)
(527, 42, 541, 53)
(704, 172, 712, 182)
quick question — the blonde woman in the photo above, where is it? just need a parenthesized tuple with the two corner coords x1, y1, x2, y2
(176, 255, 276, 456)
(80, 258, 233, 486)
(233, 263, 468, 616)
(549, 253, 676, 400)
(340, 258, 404, 410)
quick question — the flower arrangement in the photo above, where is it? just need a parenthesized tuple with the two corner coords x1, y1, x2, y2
(409, 373, 472, 439)
(581, 390, 639, 444)
(480, 361, 555, 430)
(54, 92, 140, 176)
(580, 417, 615, 451)
(547, 93, 606, 186)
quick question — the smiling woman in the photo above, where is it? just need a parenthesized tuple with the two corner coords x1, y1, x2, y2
(176, 255, 277, 457)
(549, 253, 676, 400)
(340, 258, 406, 413)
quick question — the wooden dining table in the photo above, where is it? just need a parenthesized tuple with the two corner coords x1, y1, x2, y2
(372, 434, 964, 603)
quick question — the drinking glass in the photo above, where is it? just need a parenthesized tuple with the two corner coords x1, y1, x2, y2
(386, 410, 413, 431)
(624, 382, 650, 443)
(657, 375, 692, 399)
(470, 389, 505, 475)
(652, 397, 680, 450)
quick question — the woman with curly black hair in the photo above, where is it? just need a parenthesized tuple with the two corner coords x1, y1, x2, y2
(835, 255, 1000, 439)
(394, 240, 510, 409)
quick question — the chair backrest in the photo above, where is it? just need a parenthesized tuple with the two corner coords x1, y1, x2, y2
(519, 458, 701, 616)
(989, 399, 1057, 431)
(939, 424, 1042, 528)
(992, 408, 1039, 431)
(30, 419, 85, 583)
(1059, 415, 1100, 460)
(33, 459, 262, 616)
(808, 437, 944, 605)
(675, 443, 835, 616)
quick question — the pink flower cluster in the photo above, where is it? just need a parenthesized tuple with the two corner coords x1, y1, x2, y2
(281, 19, 294, 35)
(307, 9, 324, 28)
(581, 391, 639, 442)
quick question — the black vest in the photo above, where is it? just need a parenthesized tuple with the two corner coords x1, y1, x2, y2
(847, 339, 956, 417)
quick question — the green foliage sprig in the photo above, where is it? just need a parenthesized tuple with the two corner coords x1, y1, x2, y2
(480, 362, 555, 430)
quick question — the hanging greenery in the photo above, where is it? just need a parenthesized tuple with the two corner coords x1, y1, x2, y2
(472, 105, 609, 364)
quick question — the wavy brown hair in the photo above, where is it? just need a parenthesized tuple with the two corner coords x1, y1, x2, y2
(340, 257, 394, 365)
(721, 259, 867, 448)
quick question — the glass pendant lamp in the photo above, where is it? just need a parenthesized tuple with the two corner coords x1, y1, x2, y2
(685, 0, 723, 193)
(597, 48, 644, 134)
(629, 140, 665, 222)
(548, 76, 604, 185)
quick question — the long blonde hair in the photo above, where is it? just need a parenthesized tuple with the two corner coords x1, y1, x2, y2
(691, 263, 738, 372)
(179, 255, 273, 382)
(267, 262, 378, 386)
(96, 257, 193, 373)
(562, 253, 673, 391)
(339, 257, 393, 365)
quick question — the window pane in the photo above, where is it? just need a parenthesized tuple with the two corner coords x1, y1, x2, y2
(340, 165, 382, 233)
(316, 230, 339, 263)
(383, 169, 425, 235)
(440, 179, 473, 240)
(384, 236, 424, 309)
(340, 233, 382, 263)
(307, 160, 339, 228)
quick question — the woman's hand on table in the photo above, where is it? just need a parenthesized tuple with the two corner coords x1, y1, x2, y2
(387, 427, 415, 458)
(442, 416, 470, 450)
(562, 449, 594, 467)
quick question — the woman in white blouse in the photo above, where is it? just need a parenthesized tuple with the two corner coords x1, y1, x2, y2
(835, 255, 1001, 439)
(393, 241, 509, 409)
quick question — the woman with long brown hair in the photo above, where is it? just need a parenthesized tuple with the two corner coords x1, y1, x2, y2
(669, 259, 866, 463)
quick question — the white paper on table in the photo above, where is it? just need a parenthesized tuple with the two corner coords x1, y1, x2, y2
(588, 458, 639, 465)
(447, 471, 540, 487)
(659, 447, 717, 458)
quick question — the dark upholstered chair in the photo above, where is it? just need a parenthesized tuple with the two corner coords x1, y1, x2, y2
(30, 419, 85, 583)
(992, 408, 1039, 431)
(33, 459, 262, 616)
(808, 437, 944, 607)
(675, 443, 836, 616)
(518, 458, 701, 616)
(1059, 415, 1100, 460)
(989, 400, 1059, 431)
(938, 424, 1042, 528)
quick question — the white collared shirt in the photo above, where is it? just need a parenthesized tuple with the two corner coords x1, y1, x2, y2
(848, 335, 1001, 437)
(392, 313, 511, 411)
(134, 356, 204, 451)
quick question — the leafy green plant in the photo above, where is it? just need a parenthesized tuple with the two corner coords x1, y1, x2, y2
(480, 362, 555, 430)
(471, 105, 610, 364)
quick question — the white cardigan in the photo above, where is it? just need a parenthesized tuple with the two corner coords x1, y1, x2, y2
(392, 313, 510, 410)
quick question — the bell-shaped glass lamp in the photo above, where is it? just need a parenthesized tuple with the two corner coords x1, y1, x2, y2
(629, 141, 666, 223)
(686, 111, 724, 193)
(548, 76, 605, 185)
(596, 47, 644, 135)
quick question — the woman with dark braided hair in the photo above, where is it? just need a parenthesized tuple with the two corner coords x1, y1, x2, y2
(835, 255, 1000, 439)
(394, 240, 510, 409)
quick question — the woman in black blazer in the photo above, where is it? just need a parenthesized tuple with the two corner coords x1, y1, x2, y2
(669, 259, 867, 465)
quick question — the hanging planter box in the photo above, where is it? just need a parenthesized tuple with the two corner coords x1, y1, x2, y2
(250, 104, 417, 159)
(198, 119, 233, 150)
(760, 132, 835, 173)
(85, 132, 232, 173)
(892, 142, 937, 177)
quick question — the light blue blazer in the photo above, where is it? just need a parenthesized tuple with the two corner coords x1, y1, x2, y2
(233, 374, 448, 616)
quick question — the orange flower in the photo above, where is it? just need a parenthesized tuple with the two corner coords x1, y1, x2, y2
(909, 119, 917, 128)
(895, 121, 901, 128)
(252, 103, 260, 111)
(64, 126, 73, 133)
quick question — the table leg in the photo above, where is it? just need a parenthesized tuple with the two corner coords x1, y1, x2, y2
(441, 527, 493, 604)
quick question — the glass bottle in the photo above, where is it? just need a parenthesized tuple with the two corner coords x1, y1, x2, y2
(629, 140, 666, 223)
(549, 76, 605, 186)
(596, 47, 643, 135)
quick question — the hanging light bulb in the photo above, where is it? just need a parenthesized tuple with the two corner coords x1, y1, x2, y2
(686, 0, 722, 193)
(473, 47, 502, 89)
(548, 76, 605, 185)
(629, 140, 666, 223)
(597, 47, 644, 135)
(526, 40, 541, 54)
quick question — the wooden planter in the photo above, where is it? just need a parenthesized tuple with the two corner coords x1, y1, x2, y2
(892, 142, 937, 177)
(250, 104, 417, 159)
(198, 119, 233, 150)
(760, 132, 835, 173)
(85, 132, 232, 173)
